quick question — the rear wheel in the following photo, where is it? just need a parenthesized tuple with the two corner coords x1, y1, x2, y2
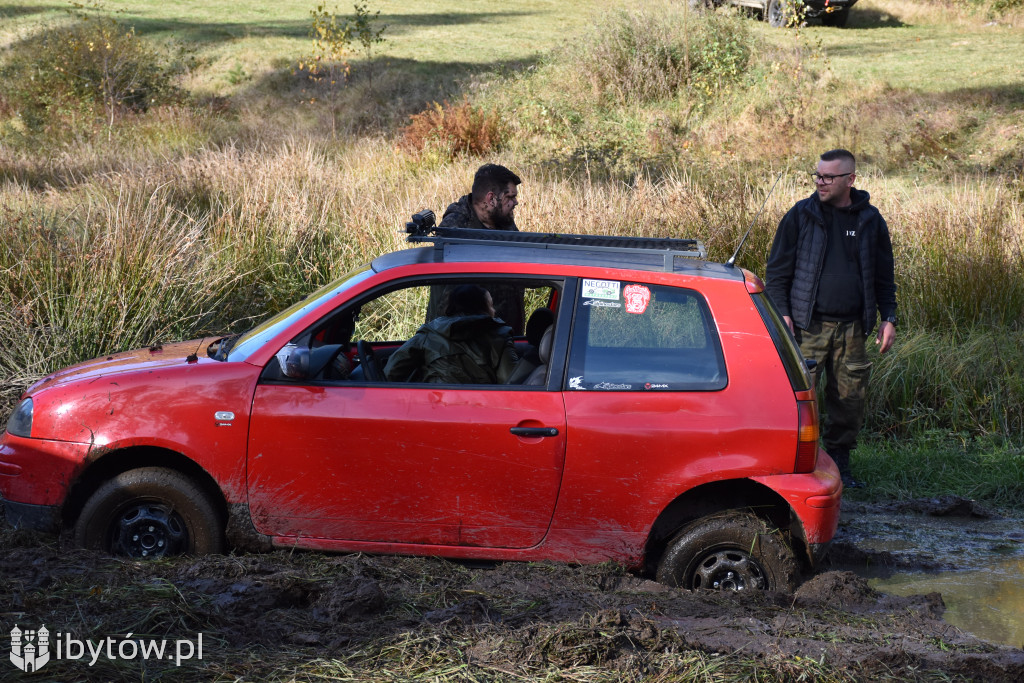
(74, 467, 224, 558)
(656, 511, 798, 591)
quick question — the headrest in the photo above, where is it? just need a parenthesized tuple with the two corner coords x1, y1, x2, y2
(525, 308, 555, 346)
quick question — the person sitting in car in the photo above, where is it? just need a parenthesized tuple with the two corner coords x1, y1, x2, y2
(384, 284, 518, 384)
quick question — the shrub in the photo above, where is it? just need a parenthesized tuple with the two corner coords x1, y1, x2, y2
(569, 4, 753, 105)
(950, 0, 1024, 14)
(0, 15, 189, 135)
(400, 99, 507, 159)
(297, 3, 388, 135)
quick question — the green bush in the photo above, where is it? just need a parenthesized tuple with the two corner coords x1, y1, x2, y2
(952, 0, 1024, 14)
(991, 0, 1024, 10)
(0, 15, 190, 135)
(569, 4, 753, 105)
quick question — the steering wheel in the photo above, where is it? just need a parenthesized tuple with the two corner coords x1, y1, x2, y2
(357, 340, 384, 382)
(323, 344, 352, 380)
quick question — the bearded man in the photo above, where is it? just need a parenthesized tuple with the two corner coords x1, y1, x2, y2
(440, 163, 520, 230)
(429, 164, 526, 333)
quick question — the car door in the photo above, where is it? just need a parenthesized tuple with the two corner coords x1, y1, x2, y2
(556, 278, 740, 532)
(245, 278, 567, 549)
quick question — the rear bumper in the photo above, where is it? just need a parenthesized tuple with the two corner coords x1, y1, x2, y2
(752, 448, 842, 566)
(804, 0, 859, 16)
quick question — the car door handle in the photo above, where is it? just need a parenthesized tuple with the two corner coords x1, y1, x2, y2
(510, 427, 559, 437)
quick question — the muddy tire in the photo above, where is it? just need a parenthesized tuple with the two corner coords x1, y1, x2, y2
(656, 511, 798, 591)
(74, 467, 224, 558)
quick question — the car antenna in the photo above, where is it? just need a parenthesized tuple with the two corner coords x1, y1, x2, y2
(725, 172, 783, 268)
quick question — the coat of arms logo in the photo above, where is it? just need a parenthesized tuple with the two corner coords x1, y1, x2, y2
(11, 624, 51, 672)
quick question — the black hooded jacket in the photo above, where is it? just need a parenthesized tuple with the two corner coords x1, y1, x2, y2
(765, 189, 897, 335)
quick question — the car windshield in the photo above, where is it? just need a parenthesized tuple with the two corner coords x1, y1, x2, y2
(225, 266, 374, 362)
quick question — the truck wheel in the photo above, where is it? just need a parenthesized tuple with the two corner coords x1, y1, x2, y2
(656, 511, 798, 591)
(766, 0, 798, 28)
(74, 467, 224, 557)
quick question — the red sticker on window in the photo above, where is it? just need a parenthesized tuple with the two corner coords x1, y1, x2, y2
(623, 284, 651, 314)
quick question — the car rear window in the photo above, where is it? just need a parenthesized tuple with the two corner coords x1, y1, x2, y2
(751, 292, 812, 392)
(566, 280, 726, 391)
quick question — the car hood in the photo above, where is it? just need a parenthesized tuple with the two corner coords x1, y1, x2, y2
(27, 339, 213, 394)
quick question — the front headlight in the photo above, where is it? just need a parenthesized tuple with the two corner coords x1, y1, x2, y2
(5, 398, 33, 437)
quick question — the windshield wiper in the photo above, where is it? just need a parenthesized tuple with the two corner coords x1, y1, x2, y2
(208, 334, 242, 361)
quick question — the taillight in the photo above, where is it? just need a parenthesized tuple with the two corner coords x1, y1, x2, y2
(741, 268, 765, 294)
(795, 400, 819, 473)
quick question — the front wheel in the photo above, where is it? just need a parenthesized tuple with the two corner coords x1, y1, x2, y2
(766, 0, 800, 28)
(656, 511, 798, 591)
(74, 467, 224, 558)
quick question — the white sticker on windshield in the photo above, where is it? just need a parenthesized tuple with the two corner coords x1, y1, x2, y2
(582, 279, 620, 300)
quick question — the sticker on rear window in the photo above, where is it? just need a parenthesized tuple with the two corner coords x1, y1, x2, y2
(623, 284, 651, 314)
(595, 382, 632, 390)
(582, 279, 620, 300)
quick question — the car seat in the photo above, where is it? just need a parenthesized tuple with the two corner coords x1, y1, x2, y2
(523, 325, 554, 386)
(506, 308, 553, 384)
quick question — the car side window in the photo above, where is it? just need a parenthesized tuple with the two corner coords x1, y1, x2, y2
(272, 279, 562, 386)
(566, 280, 727, 391)
(351, 286, 428, 342)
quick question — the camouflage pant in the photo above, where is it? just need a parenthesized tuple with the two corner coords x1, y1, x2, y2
(795, 320, 872, 454)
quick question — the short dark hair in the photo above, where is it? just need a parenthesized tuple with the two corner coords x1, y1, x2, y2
(471, 164, 521, 204)
(820, 149, 856, 166)
(446, 284, 492, 317)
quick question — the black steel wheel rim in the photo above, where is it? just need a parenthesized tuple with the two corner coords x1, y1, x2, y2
(112, 503, 188, 558)
(689, 548, 767, 590)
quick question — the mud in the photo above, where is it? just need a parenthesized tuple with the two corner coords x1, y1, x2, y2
(2, 500, 1023, 681)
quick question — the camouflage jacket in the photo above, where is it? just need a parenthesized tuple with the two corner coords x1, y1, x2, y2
(439, 194, 519, 231)
(430, 195, 526, 334)
(383, 314, 517, 384)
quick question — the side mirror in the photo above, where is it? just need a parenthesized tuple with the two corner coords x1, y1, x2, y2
(276, 343, 310, 379)
(804, 358, 817, 371)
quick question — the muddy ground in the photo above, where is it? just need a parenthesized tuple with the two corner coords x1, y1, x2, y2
(2, 499, 1023, 682)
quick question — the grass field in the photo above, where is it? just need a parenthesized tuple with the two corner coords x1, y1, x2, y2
(1, 0, 1023, 508)
(0, 0, 607, 97)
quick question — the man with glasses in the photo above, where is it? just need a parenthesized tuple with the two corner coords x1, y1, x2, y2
(765, 149, 897, 489)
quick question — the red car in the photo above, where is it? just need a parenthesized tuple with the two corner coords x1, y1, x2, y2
(1, 224, 841, 591)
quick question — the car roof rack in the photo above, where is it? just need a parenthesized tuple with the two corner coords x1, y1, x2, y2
(404, 210, 707, 272)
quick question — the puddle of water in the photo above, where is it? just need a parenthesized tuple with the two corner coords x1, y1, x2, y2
(838, 509, 1024, 649)
(870, 557, 1024, 649)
